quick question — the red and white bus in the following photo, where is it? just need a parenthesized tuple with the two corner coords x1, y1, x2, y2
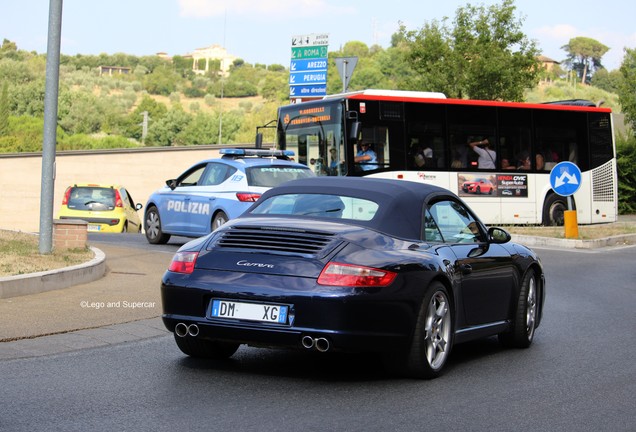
(276, 89, 617, 225)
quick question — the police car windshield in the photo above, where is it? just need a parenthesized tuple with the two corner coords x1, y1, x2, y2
(246, 166, 313, 187)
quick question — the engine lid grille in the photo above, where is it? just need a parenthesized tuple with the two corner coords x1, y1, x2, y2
(215, 225, 338, 256)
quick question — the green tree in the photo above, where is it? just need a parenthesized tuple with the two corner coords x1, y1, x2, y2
(340, 41, 370, 58)
(175, 112, 219, 145)
(146, 107, 191, 146)
(561, 37, 609, 84)
(0, 39, 21, 60)
(619, 47, 636, 133)
(591, 68, 624, 93)
(142, 65, 182, 95)
(399, 0, 541, 101)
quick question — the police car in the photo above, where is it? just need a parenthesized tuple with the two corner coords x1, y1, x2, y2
(144, 148, 314, 244)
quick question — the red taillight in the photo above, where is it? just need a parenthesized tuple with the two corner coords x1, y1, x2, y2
(114, 189, 123, 208)
(236, 193, 261, 202)
(168, 251, 199, 274)
(62, 187, 72, 205)
(317, 262, 397, 287)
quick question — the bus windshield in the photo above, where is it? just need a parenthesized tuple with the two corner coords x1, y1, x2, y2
(277, 100, 346, 176)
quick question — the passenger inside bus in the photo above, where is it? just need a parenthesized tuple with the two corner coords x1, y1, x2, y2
(327, 147, 343, 176)
(501, 157, 516, 170)
(517, 151, 531, 170)
(411, 142, 434, 168)
(535, 153, 545, 171)
(468, 138, 496, 169)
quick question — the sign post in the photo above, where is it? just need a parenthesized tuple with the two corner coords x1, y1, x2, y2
(549, 161, 582, 238)
(334, 57, 358, 92)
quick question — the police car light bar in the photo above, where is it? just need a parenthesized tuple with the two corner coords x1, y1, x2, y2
(220, 148, 295, 157)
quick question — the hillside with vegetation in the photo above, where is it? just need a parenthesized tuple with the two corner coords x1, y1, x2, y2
(1, 0, 635, 212)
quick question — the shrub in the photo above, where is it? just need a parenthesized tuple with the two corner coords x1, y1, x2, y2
(616, 133, 636, 214)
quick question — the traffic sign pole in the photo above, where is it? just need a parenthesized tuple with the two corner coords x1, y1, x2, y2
(549, 162, 582, 239)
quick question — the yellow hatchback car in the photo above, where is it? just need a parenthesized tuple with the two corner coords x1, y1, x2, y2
(58, 184, 143, 233)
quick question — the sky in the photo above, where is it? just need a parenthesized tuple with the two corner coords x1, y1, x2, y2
(2, 0, 636, 72)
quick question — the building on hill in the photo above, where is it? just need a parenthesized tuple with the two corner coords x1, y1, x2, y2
(98, 66, 131, 76)
(185, 44, 237, 76)
(537, 55, 560, 72)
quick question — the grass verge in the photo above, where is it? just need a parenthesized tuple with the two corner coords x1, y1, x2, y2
(0, 230, 94, 277)
(504, 222, 636, 240)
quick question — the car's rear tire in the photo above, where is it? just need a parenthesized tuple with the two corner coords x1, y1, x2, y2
(403, 282, 453, 379)
(212, 211, 228, 231)
(174, 334, 239, 359)
(499, 269, 538, 348)
(145, 206, 170, 244)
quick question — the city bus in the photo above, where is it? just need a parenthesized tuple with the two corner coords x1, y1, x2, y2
(275, 89, 617, 225)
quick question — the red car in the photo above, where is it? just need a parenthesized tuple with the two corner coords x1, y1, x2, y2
(462, 178, 494, 194)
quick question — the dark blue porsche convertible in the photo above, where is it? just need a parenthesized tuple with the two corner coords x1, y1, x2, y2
(161, 177, 545, 379)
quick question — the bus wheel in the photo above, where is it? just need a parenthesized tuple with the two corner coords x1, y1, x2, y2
(542, 194, 567, 226)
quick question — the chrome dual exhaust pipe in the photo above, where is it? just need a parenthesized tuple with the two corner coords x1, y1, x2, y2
(301, 335, 330, 352)
(175, 322, 199, 337)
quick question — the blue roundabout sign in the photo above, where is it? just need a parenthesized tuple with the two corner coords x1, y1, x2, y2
(549, 161, 582, 197)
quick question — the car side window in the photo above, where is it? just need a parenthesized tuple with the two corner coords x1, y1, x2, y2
(427, 200, 482, 244)
(178, 165, 207, 187)
(200, 163, 234, 186)
(124, 189, 135, 207)
(423, 209, 444, 242)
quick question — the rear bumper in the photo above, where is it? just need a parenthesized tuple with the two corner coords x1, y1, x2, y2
(161, 270, 420, 353)
(162, 314, 410, 353)
(59, 216, 121, 226)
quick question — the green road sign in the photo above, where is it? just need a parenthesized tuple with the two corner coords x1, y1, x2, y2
(291, 46, 328, 59)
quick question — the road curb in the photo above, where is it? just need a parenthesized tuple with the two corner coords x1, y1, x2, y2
(511, 233, 636, 249)
(0, 246, 106, 299)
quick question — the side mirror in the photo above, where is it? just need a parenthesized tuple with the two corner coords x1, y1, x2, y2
(348, 121, 361, 141)
(135, 203, 143, 211)
(488, 227, 511, 244)
(255, 132, 263, 149)
(166, 179, 178, 191)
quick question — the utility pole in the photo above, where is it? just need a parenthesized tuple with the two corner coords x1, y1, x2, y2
(38, 0, 63, 254)
(141, 111, 149, 145)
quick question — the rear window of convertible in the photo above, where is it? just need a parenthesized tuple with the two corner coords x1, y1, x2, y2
(250, 193, 379, 221)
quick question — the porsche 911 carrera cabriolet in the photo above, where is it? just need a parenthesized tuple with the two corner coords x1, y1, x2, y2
(161, 177, 545, 379)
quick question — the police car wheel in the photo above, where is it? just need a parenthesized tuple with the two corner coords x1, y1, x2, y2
(145, 206, 171, 244)
(212, 211, 228, 231)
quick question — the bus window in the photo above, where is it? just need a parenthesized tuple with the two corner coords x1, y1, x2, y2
(448, 105, 496, 170)
(356, 127, 389, 172)
(498, 108, 532, 171)
(406, 103, 445, 169)
(535, 110, 588, 172)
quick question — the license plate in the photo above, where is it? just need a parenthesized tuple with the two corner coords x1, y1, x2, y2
(87, 224, 101, 232)
(211, 300, 289, 324)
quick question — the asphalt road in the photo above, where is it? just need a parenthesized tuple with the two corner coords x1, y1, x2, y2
(1, 242, 635, 431)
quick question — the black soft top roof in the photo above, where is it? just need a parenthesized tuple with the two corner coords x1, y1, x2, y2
(247, 177, 455, 239)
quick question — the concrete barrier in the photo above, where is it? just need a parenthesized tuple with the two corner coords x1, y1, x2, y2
(0, 145, 242, 233)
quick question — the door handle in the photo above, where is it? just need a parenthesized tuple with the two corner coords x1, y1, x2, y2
(459, 264, 472, 274)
